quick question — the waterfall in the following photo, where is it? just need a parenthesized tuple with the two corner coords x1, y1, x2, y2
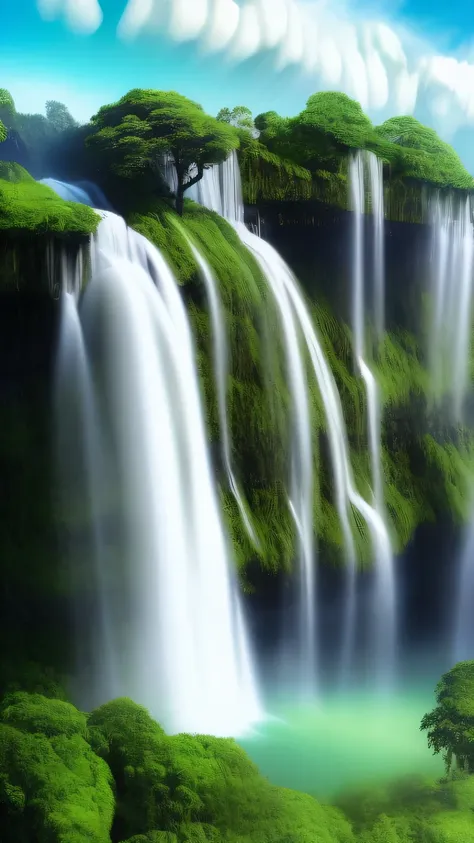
(55, 292, 121, 706)
(186, 150, 394, 692)
(180, 231, 259, 548)
(367, 153, 385, 343)
(40, 177, 111, 210)
(428, 193, 474, 419)
(349, 151, 396, 689)
(49, 178, 262, 736)
(453, 515, 474, 663)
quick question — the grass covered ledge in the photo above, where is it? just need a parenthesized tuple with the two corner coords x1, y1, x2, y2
(0, 162, 100, 236)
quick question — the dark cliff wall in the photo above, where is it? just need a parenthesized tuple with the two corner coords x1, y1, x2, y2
(246, 201, 432, 336)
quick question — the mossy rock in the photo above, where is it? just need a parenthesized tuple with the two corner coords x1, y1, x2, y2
(0, 692, 114, 843)
(88, 697, 354, 843)
(0, 161, 100, 235)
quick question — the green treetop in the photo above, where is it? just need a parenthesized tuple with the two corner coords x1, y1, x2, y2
(375, 115, 474, 189)
(0, 89, 15, 134)
(283, 91, 376, 172)
(87, 89, 239, 215)
(45, 100, 78, 133)
(420, 660, 474, 773)
(0, 89, 15, 117)
(217, 104, 256, 135)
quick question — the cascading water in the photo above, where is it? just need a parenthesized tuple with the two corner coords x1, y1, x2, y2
(50, 181, 262, 736)
(40, 177, 111, 210)
(187, 150, 394, 692)
(349, 151, 396, 689)
(367, 153, 385, 343)
(55, 291, 121, 706)
(428, 194, 474, 663)
(180, 230, 259, 547)
(428, 193, 474, 420)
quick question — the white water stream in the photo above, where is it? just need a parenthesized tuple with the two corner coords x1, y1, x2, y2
(188, 151, 394, 691)
(349, 151, 396, 688)
(50, 184, 263, 736)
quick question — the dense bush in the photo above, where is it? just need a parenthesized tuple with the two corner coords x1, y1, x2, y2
(0, 693, 114, 843)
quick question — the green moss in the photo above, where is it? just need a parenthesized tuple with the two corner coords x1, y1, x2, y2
(0, 692, 86, 738)
(128, 196, 474, 570)
(0, 693, 114, 843)
(88, 697, 354, 843)
(0, 162, 100, 235)
(238, 133, 313, 204)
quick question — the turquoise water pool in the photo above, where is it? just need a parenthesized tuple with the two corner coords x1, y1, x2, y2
(240, 688, 444, 799)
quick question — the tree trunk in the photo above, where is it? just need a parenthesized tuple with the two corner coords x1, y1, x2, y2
(175, 166, 204, 216)
(176, 187, 184, 216)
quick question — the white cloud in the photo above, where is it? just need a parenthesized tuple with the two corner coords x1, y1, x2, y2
(37, 0, 103, 34)
(113, 0, 474, 143)
(35, 0, 474, 167)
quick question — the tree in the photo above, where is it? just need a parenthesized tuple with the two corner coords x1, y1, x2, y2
(217, 105, 257, 136)
(375, 116, 474, 190)
(87, 89, 239, 215)
(420, 660, 474, 774)
(254, 110, 294, 157)
(45, 100, 78, 133)
(0, 89, 15, 123)
(0, 120, 6, 144)
(0, 89, 16, 134)
(284, 91, 376, 172)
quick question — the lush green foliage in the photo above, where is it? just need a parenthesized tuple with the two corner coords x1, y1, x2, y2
(0, 692, 114, 843)
(339, 772, 474, 843)
(421, 661, 474, 773)
(375, 116, 474, 190)
(1, 682, 474, 843)
(0, 87, 83, 176)
(249, 92, 474, 204)
(46, 100, 78, 133)
(238, 131, 314, 204)
(88, 697, 354, 843)
(0, 161, 99, 234)
(0, 88, 15, 116)
(216, 105, 256, 135)
(0, 119, 6, 144)
(88, 89, 239, 213)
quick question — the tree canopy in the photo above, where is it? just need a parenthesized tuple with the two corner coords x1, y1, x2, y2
(217, 105, 257, 136)
(45, 100, 78, 133)
(251, 92, 474, 190)
(255, 93, 378, 173)
(88, 89, 240, 214)
(0, 120, 6, 144)
(420, 660, 474, 773)
(375, 116, 474, 190)
(0, 89, 15, 118)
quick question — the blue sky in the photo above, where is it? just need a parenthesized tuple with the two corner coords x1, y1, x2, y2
(2, 0, 474, 169)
